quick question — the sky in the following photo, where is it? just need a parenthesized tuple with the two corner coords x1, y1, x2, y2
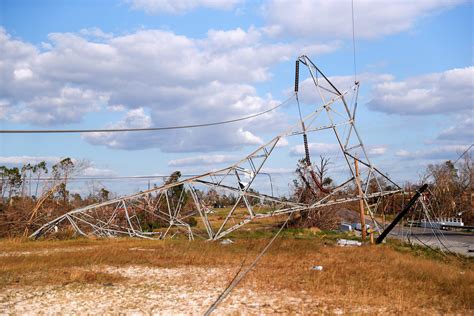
(0, 0, 473, 197)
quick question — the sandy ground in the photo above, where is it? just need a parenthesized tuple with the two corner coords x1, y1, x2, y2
(0, 264, 390, 315)
(0, 246, 100, 257)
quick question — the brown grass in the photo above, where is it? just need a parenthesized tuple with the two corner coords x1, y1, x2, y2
(0, 235, 472, 313)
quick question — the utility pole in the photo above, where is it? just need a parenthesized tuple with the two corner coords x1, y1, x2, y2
(354, 156, 366, 240)
(376, 184, 428, 244)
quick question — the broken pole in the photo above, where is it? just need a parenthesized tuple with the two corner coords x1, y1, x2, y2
(376, 183, 428, 244)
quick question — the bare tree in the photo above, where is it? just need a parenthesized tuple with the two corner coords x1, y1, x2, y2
(424, 156, 472, 222)
(314, 155, 333, 187)
(291, 156, 339, 229)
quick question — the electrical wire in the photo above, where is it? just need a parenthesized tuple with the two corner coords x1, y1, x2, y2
(0, 95, 295, 134)
(421, 143, 473, 183)
(351, 0, 357, 83)
(204, 212, 293, 315)
(19, 172, 295, 182)
(453, 143, 473, 164)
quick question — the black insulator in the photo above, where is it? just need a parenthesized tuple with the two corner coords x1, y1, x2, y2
(295, 60, 299, 92)
(303, 133, 311, 165)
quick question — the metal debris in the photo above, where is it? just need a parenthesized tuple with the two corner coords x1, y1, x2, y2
(340, 223, 353, 232)
(220, 239, 234, 245)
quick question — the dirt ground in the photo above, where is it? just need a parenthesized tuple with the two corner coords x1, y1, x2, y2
(0, 264, 408, 315)
(1, 265, 370, 315)
(0, 235, 472, 315)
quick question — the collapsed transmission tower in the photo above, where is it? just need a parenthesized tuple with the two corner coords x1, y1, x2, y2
(30, 56, 402, 241)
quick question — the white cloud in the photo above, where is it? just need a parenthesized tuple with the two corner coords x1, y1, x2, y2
(0, 156, 63, 165)
(79, 27, 113, 39)
(395, 145, 470, 160)
(13, 68, 33, 80)
(368, 146, 387, 156)
(289, 142, 339, 157)
(84, 123, 265, 153)
(83, 108, 154, 150)
(168, 154, 237, 167)
(264, 0, 465, 39)
(260, 167, 293, 174)
(206, 27, 262, 50)
(10, 86, 108, 125)
(0, 26, 339, 151)
(275, 137, 289, 148)
(295, 72, 394, 105)
(0, 102, 7, 120)
(106, 104, 126, 112)
(437, 116, 474, 142)
(367, 67, 473, 115)
(128, 0, 241, 14)
(395, 149, 410, 158)
(289, 142, 387, 160)
(0, 156, 117, 178)
(81, 166, 116, 177)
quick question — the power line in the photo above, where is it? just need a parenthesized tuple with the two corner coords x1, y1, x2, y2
(351, 0, 357, 83)
(453, 144, 473, 164)
(204, 212, 293, 315)
(422, 143, 473, 186)
(20, 172, 293, 182)
(0, 95, 294, 134)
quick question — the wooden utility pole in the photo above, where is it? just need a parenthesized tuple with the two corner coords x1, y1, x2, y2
(354, 157, 367, 240)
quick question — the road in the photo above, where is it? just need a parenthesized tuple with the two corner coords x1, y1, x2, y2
(388, 226, 474, 257)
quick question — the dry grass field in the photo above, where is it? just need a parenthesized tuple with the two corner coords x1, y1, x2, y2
(0, 230, 473, 314)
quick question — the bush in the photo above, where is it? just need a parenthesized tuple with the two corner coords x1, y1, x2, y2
(185, 216, 198, 227)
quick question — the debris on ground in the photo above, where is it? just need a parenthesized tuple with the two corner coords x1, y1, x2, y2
(337, 239, 362, 247)
(340, 223, 353, 232)
(352, 223, 371, 232)
(310, 265, 323, 271)
(220, 239, 234, 245)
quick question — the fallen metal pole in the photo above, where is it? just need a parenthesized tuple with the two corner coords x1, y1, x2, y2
(376, 183, 428, 244)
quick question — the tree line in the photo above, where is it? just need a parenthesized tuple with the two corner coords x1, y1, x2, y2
(0, 153, 471, 238)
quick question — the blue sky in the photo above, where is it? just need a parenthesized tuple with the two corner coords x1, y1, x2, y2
(0, 0, 472, 196)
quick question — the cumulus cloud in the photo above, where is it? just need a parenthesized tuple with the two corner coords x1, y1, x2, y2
(275, 137, 289, 148)
(289, 142, 339, 157)
(260, 167, 293, 174)
(206, 27, 262, 50)
(0, 156, 63, 165)
(0, 156, 116, 177)
(367, 67, 473, 115)
(0, 26, 338, 151)
(81, 166, 116, 177)
(264, 0, 465, 39)
(289, 143, 387, 159)
(79, 27, 113, 39)
(10, 86, 108, 125)
(127, 0, 241, 14)
(168, 154, 237, 167)
(82, 107, 265, 152)
(295, 72, 394, 105)
(368, 146, 387, 156)
(437, 116, 474, 142)
(395, 145, 470, 160)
